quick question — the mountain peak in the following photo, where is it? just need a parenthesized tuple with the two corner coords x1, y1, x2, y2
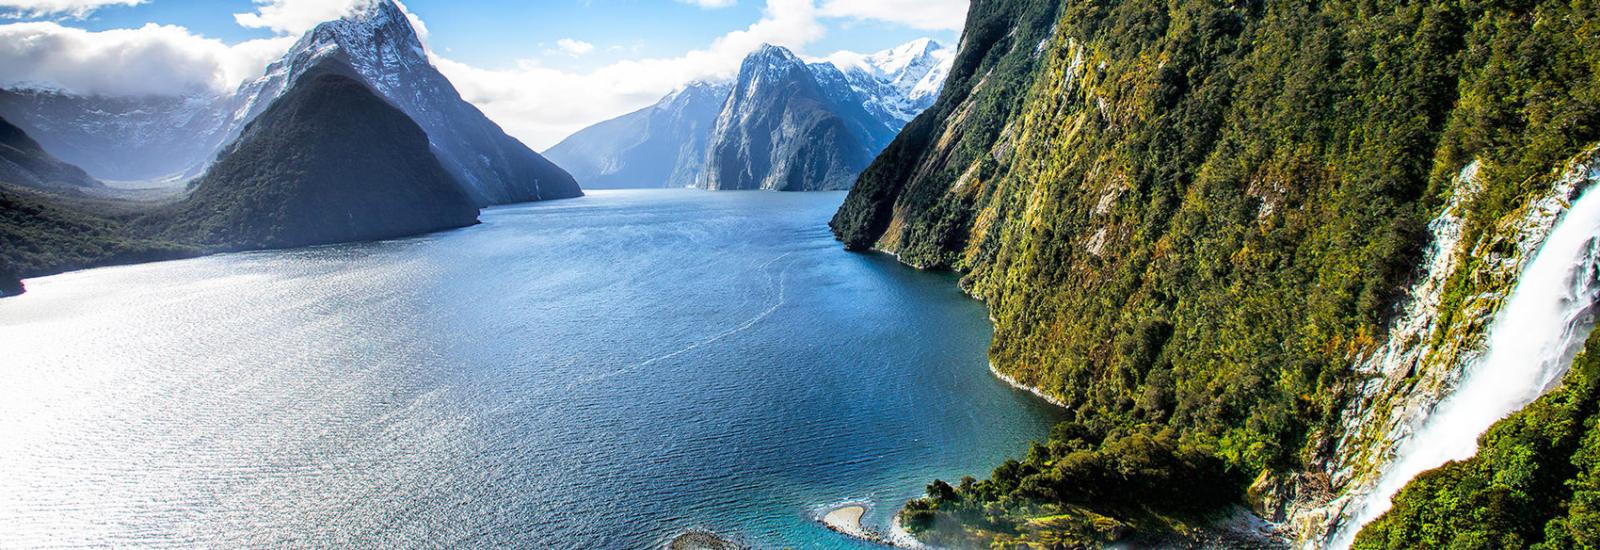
(750, 44, 800, 63)
(303, 0, 422, 56)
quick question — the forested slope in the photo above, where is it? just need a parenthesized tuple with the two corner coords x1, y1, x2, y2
(831, 0, 1600, 545)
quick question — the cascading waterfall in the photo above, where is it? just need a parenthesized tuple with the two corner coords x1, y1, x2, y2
(1328, 182, 1600, 548)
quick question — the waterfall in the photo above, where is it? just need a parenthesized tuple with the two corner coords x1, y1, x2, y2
(1328, 182, 1600, 548)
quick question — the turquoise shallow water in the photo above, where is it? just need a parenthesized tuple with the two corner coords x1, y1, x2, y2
(0, 190, 1062, 548)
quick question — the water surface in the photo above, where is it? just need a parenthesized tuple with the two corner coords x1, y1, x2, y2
(0, 190, 1062, 548)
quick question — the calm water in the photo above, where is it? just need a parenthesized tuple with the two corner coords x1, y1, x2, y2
(0, 190, 1061, 548)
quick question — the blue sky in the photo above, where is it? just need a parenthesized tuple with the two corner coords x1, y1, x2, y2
(0, 0, 967, 147)
(39, 0, 956, 71)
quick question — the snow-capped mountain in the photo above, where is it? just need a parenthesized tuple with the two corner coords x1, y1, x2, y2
(544, 81, 730, 189)
(0, 89, 234, 185)
(0, 0, 578, 205)
(703, 44, 896, 191)
(221, 0, 578, 205)
(546, 38, 953, 191)
(824, 38, 955, 128)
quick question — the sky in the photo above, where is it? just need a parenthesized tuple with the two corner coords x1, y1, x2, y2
(0, 0, 967, 149)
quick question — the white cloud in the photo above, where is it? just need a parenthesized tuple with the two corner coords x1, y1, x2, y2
(233, 0, 429, 46)
(676, 0, 736, 8)
(0, 0, 964, 148)
(437, 0, 826, 149)
(0, 22, 292, 96)
(233, 0, 364, 35)
(819, 0, 968, 31)
(555, 38, 593, 56)
(0, 0, 143, 18)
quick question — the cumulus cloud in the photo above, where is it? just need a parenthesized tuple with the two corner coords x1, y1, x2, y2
(0, 0, 143, 18)
(0, 22, 292, 96)
(555, 39, 593, 56)
(234, 0, 429, 46)
(437, 0, 826, 149)
(233, 0, 364, 35)
(0, 0, 965, 147)
(819, 0, 968, 31)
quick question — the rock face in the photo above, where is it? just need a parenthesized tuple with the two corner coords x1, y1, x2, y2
(222, 0, 578, 206)
(703, 45, 897, 191)
(546, 40, 952, 191)
(824, 38, 954, 129)
(0, 115, 99, 190)
(543, 81, 731, 189)
(158, 60, 479, 250)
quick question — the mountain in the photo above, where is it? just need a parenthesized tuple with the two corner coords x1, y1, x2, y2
(543, 81, 730, 189)
(545, 40, 952, 191)
(0, 90, 233, 184)
(833, 0, 1600, 547)
(824, 38, 954, 128)
(0, 113, 194, 298)
(0, 0, 579, 206)
(223, 0, 578, 206)
(154, 60, 479, 250)
(702, 44, 898, 191)
(0, 124, 192, 297)
(0, 116, 100, 190)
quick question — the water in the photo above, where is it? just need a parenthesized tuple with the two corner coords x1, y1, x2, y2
(0, 190, 1063, 549)
(1330, 183, 1600, 547)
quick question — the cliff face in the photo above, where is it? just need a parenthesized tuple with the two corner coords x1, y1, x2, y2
(837, 0, 1600, 546)
(703, 45, 896, 191)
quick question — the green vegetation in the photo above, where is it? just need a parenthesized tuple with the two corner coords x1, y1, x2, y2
(0, 184, 196, 291)
(1356, 333, 1600, 549)
(834, 0, 1600, 545)
(152, 63, 478, 250)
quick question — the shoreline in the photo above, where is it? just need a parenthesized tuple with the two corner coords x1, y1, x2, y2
(989, 361, 1068, 408)
(821, 504, 935, 549)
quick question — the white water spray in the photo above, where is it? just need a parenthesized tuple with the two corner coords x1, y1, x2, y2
(1329, 182, 1600, 548)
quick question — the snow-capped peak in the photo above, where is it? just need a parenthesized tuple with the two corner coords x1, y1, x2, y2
(814, 38, 956, 127)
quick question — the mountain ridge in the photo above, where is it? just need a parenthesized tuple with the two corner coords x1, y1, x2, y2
(547, 40, 951, 191)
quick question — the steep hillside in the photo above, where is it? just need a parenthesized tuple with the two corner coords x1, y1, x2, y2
(154, 61, 479, 250)
(227, 0, 579, 206)
(0, 117, 190, 296)
(835, 0, 1600, 546)
(543, 81, 730, 189)
(0, 116, 100, 190)
(704, 45, 896, 191)
(547, 39, 952, 191)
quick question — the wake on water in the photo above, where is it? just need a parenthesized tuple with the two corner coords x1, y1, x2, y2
(1329, 182, 1600, 548)
(562, 252, 796, 390)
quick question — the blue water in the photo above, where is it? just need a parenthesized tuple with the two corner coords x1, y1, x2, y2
(0, 190, 1062, 548)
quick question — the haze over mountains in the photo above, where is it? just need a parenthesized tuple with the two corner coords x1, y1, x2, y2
(545, 39, 954, 190)
(0, 0, 578, 206)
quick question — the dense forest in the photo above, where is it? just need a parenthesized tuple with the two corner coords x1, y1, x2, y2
(835, 0, 1600, 545)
